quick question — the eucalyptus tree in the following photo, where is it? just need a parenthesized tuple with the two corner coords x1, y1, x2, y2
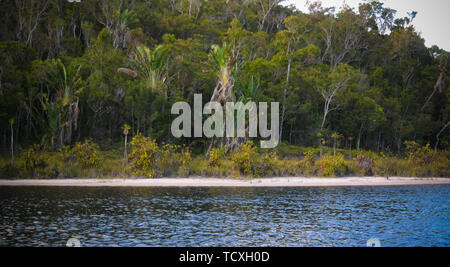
(318, 7, 366, 70)
(255, 0, 285, 32)
(222, 19, 252, 74)
(272, 14, 314, 140)
(14, 0, 50, 46)
(331, 132, 343, 156)
(306, 63, 360, 130)
(422, 53, 448, 112)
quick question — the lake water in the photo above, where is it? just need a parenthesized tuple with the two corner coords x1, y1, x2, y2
(0, 185, 448, 247)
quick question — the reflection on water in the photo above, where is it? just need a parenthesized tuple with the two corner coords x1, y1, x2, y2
(0, 185, 448, 247)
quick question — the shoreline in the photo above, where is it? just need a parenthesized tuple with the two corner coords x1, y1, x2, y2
(0, 177, 449, 188)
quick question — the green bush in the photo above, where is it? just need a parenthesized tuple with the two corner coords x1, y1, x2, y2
(127, 134, 160, 178)
(17, 144, 49, 178)
(354, 150, 378, 176)
(315, 154, 349, 177)
(299, 150, 316, 175)
(158, 143, 192, 177)
(71, 139, 101, 168)
(231, 141, 258, 176)
(127, 134, 192, 178)
(208, 148, 225, 167)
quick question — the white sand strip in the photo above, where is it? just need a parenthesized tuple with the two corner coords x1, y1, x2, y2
(0, 177, 449, 187)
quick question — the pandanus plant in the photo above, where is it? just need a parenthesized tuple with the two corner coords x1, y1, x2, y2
(209, 43, 233, 103)
(237, 76, 259, 103)
(205, 43, 235, 157)
(122, 124, 131, 164)
(42, 59, 82, 148)
(118, 45, 168, 93)
(223, 77, 260, 151)
(112, 9, 137, 49)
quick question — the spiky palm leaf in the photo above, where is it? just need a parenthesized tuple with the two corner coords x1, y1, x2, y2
(46, 60, 82, 106)
(238, 76, 259, 103)
(43, 59, 82, 148)
(129, 45, 168, 91)
(209, 43, 234, 103)
(209, 43, 232, 86)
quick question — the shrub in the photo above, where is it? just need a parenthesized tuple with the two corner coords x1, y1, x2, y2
(127, 134, 160, 178)
(127, 134, 192, 178)
(373, 152, 395, 177)
(158, 143, 192, 176)
(208, 148, 225, 167)
(17, 144, 48, 178)
(231, 141, 259, 177)
(71, 139, 101, 168)
(277, 159, 303, 176)
(315, 154, 349, 177)
(300, 150, 316, 175)
(354, 150, 377, 176)
(0, 161, 20, 178)
(404, 141, 434, 165)
(262, 152, 279, 176)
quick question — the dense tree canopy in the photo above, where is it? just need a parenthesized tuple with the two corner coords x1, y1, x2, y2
(0, 0, 448, 154)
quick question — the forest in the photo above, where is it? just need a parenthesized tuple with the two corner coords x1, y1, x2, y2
(0, 0, 448, 178)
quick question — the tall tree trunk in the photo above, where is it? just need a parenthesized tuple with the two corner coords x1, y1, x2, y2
(123, 134, 128, 165)
(280, 56, 291, 142)
(10, 122, 14, 166)
(422, 70, 446, 112)
(357, 124, 363, 150)
(333, 141, 336, 156)
(349, 142, 352, 160)
(435, 122, 449, 151)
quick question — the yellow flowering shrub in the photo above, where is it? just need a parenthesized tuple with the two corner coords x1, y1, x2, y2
(231, 141, 258, 176)
(315, 154, 349, 177)
(71, 139, 101, 168)
(127, 133, 159, 178)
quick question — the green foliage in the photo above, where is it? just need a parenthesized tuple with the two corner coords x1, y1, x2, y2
(0, 0, 448, 180)
(17, 145, 47, 178)
(131, 45, 168, 91)
(208, 148, 225, 167)
(127, 133, 191, 178)
(231, 141, 259, 177)
(404, 141, 434, 166)
(127, 133, 160, 178)
(300, 150, 316, 175)
(354, 150, 377, 176)
(315, 154, 349, 177)
(71, 139, 101, 168)
(158, 143, 192, 177)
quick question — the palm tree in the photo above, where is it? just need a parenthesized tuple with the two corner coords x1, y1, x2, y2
(209, 43, 233, 104)
(122, 124, 131, 164)
(118, 45, 168, 93)
(113, 9, 137, 49)
(223, 76, 260, 151)
(43, 59, 82, 148)
(237, 76, 259, 103)
(205, 43, 235, 158)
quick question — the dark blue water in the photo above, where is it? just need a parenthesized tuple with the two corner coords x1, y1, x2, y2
(0, 185, 448, 247)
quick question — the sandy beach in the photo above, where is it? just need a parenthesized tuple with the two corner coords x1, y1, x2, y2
(0, 177, 449, 187)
